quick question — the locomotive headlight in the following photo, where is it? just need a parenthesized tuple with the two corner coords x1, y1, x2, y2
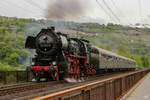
(31, 62, 35, 65)
(52, 61, 56, 66)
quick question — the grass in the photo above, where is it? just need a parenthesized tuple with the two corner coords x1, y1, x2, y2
(78, 23, 150, 68)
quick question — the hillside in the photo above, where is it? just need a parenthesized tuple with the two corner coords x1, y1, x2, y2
(77, 23, 150, 68)
(22, 20, 150, 68)
(0, 17, 149, 70)
(0, 16, 31, 70)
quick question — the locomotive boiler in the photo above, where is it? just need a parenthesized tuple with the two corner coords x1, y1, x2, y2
(25, 27, 136, 82)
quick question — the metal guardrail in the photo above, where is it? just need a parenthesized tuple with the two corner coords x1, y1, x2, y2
(33, 69, 150, 100)
(0, 71, 32, 84)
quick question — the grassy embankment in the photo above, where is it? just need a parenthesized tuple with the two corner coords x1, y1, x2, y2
(77, 23, 150, 68)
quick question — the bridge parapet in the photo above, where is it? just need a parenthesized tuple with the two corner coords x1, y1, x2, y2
(33, 69, 150, 100)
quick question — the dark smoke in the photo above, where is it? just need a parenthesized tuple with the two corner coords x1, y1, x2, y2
(45, 0, 88, 20)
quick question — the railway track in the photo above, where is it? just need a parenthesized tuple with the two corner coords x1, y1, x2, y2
(0, 72, 115, 96)
(0, 81, 65, 97)
(0, 71, 136, 100)
(0, 82, 32, 90)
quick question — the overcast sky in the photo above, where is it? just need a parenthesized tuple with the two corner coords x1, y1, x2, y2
(0, 0, 150, 25)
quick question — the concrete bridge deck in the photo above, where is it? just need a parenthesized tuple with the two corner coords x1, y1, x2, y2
(123, 72, 150, 100)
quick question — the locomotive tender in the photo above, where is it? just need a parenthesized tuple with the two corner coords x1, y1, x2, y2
(25, 27, 136, 82)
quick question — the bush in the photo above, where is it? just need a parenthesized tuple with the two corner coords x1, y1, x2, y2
(0, 62, 16, 71)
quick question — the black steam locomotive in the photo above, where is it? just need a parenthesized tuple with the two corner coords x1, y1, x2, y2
(25, 27, 136, 82)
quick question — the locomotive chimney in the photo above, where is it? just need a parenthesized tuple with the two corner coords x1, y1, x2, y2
(51, 26, 55, 31)
(47, 26, 55, 32)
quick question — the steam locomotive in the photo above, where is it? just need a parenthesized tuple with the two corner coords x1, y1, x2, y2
(25, 27, 136, 82)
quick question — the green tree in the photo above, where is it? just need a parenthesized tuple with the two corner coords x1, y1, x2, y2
(141, 56, 149, 67)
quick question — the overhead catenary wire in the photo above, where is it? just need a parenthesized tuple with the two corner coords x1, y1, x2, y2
(138, 0, 143, 25)
(23, 0, 46, 11)
(96, 0, 118, 23)
(138, 0, 142, 19)
(4, 0, 35, 14)
(109, 0, 131, 24)
(101, 0, 120, 24)
(0, 4, 10, 16)
(111, 0, 123, 16)
(0, 1, 27, 17)
(2, 0, 43, 17)
(137, 0, 147, 28)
